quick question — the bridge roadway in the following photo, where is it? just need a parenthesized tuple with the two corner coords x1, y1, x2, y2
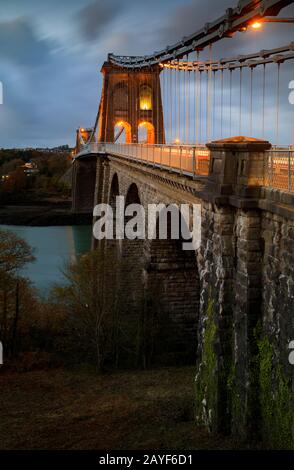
(76, 142, 294, 192)
(76, 143, 210, 178)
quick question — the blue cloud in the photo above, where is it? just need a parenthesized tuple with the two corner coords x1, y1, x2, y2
(0, 0, 293, 148)
(0, 17, 53, 67)
(76, 0, 125, 41)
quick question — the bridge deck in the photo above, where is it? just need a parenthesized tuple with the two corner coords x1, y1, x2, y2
(76, 143, 294, 193)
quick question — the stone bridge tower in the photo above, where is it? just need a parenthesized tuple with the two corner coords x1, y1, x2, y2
(98, 61, 165, 144)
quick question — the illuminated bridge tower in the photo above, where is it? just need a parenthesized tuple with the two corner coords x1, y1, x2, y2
(98, 60, 165, 144)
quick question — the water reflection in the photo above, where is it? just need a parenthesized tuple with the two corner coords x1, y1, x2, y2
(1, 225, 92, 295)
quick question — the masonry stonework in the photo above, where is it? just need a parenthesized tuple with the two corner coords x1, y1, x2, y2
(72, 156, 97, 214)
(72, 137, 294, 447)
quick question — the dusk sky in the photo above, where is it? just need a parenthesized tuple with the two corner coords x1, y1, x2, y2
(0, 0, 293, 148)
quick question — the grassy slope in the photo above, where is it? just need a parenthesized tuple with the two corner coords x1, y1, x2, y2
(0, 366, 247, 450)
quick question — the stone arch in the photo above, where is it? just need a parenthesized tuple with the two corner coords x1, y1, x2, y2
(144, 205, 200, 365)
(125, 182, 141, 205)
(117, 182, 146, 367)
(109, 173, 119, 205)
(114, 120, 132, 143)
(108, 173, 120, 239)
(138, 121, 155, 144)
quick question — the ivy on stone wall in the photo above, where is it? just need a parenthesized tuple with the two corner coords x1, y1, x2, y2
(257, 335, 294, 449)
(195, 299, 217, 432)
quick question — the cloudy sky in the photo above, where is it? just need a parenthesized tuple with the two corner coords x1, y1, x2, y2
(0, 0, 293, 148)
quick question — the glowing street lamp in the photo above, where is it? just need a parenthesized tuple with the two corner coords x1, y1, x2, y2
(251, 21, 262, 29)
(250, 17, 294, 30)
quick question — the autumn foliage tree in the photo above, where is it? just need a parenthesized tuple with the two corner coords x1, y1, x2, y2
(52, 249, 118, 372)
(0, 229, 36, 358)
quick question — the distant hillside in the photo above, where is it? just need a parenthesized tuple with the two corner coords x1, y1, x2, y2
(0, 148, 72, 203)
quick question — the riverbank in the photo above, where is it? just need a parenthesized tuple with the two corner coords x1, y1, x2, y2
(0, 366, 251, 450)
(0, 200, 92, 226)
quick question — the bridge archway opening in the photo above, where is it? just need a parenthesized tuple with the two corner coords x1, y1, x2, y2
(140, 85, 152, 111)
(117, 182, 146, 367)
(109, 173, 120, 218)
(114, 121, 131, 144)
(107, 172, 120, 253)
(138, 121, 155, 144)
(126, 183, 140, 205)
(145, 206, 200, 366)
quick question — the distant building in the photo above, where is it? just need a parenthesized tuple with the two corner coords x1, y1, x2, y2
(21, 161, 39, 175)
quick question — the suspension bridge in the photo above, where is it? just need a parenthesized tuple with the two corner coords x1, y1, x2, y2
(74, 0, 294, 192)
(71, 0, 294, 444)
